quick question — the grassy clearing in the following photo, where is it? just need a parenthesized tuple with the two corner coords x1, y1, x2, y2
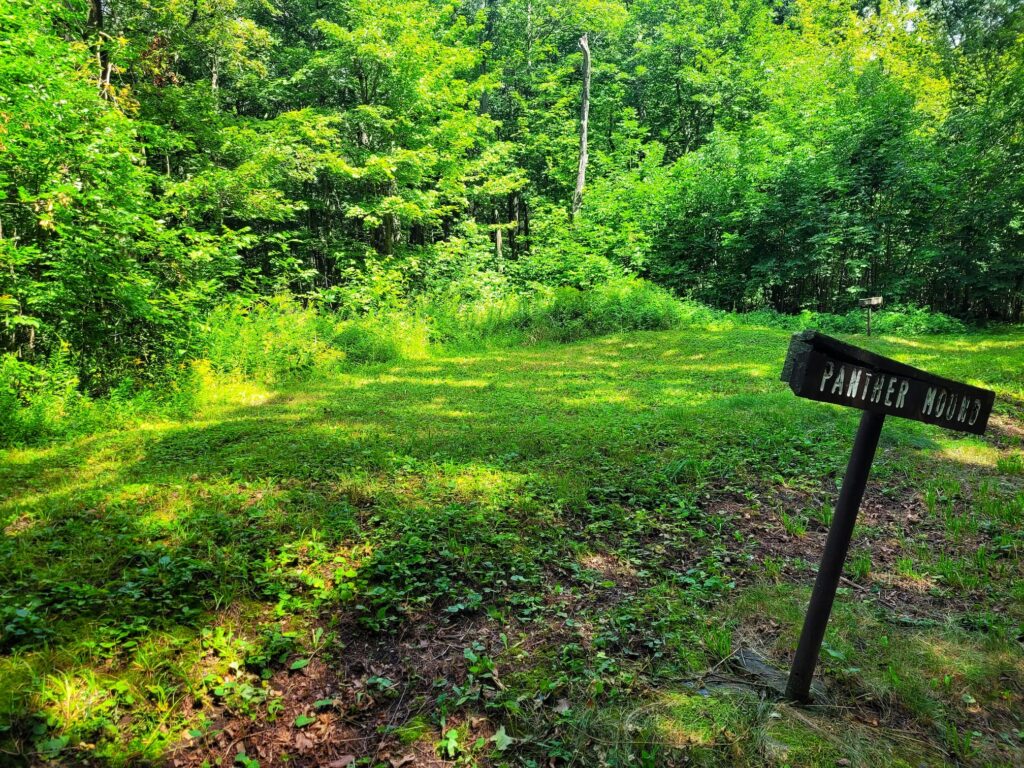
(1, 320, 1022, 767)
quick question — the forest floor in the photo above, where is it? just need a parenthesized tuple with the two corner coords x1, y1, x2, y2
(1, 322, 1023, 767)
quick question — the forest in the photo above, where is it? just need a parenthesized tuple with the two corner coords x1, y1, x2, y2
(2, 0, 1023, 407)
(1, 1, 1023, 766)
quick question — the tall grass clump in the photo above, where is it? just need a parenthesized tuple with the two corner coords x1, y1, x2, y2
(204, 295, 432, 379)
(331, 313, 431, 364)
(425, 278, 685, 347)
(0, 352, 197, 447)
(204, 296, 341, 383)
(522, 279, 680, 342)
(421, 293, 530, 348)
(742, 304, 967, 336)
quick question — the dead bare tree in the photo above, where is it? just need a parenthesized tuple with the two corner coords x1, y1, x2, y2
(571, 33, 591, 221)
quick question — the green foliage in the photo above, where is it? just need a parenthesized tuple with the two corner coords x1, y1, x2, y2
(427, 278, 684, 347)
(2, 0, 1021, 443)
(0, 1, 243, 392)
(355, 504, 544, 630)
(332, 314, 431, 365)
(204, 296, 341, 383)
(523, 280, 684, 342)
(0, 354, 80, 445)
(742, 305, 968, 336)
(198, 294, 436, 383)
(0, 351, 197, 447)
(0, 0, 1023, 760)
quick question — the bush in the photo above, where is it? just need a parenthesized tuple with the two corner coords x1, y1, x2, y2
(203, 295, 432, 378)
(0, 354, 79, 444)
(419, 294, 527, 347)
(741, 304, 967, 336)
(331, 314, 431, 364)
(505, 202, 628, 289)
(869, 305, 967, 335)
(421, 278, 685, 347)
(523, 279, 684, 342)
(0, 352, 198, 447)
(204, 296, 341, 383)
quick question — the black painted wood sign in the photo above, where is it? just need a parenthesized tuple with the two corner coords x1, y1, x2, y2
(782, 330, 994, 434)
(778, 330, 995, 703)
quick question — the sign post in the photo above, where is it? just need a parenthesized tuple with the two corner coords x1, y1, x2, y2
(858, 297, 883, 336)
(780, 331, 994, 703)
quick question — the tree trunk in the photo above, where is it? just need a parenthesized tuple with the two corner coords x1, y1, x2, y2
(382, 213, 395, 255)
(494, 209, 503, 272)
(571, 33, 591, 221)
(88, 0, 110, 95)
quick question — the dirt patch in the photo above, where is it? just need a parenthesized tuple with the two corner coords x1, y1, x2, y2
(169, 614, 508, 768)
(988, 412, 1024, 446)
(711, 480, 1008, 623)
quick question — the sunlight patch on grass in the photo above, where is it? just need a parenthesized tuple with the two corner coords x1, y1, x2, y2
(652, 691, 748, 749)
(375, 374, 494, 389)
(0, 482, 106, 516)
(447, 466, 524, 505)
(561, 391, 635, 407)
(938, 440, 1000, 467)
(196, 368, 275, 409)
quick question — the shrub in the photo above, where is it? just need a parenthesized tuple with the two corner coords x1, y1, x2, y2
(203, 296, 340, 383)
(0, 354, 79, 444)
(741, 304, 967, 336)
(0, 352, 198, 447)
(331, 314, 430, 364)
(506, 202, 628, 289)
(420, 278, 685, 347)
(419, 294, 527, 347)
(524, 278, 684, 342)
(869, 305, 967, 335)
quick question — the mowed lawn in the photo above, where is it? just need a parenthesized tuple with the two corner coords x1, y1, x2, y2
(1, 322, 1023, 767)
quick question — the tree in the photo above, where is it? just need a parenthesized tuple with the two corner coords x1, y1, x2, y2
(571, 32, 592, 220)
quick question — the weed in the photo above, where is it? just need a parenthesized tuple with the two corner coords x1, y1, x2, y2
(848, 551, 872, 582)
(699, 624, 733, 662)
(995, 452, 1024, 476)
(780, 510, 807, 537)
(808, 504, 834, 529)
(762, 556, 784, 582)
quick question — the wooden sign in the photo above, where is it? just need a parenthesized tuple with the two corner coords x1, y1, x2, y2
(782, 331, 994, 435)
(858, 297, 883, 308)
(779, 330, 994, 703)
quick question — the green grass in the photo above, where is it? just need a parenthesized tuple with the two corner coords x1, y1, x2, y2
(1, 321, 1023, 766)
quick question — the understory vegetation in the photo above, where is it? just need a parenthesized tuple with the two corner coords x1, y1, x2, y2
(1, 282, 973, 447)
